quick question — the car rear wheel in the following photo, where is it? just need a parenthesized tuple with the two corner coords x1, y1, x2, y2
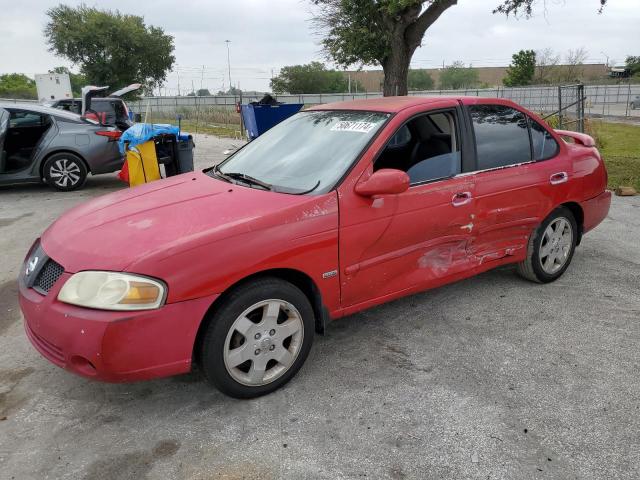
(43, 153, 88, 191)
(631, 102, 636, 110)
(200, 278, 315, 398)
(517, 206, 577, 283)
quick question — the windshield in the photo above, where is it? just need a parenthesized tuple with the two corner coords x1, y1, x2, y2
(216, 110, 389, 194)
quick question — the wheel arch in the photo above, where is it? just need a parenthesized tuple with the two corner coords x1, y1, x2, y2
(560, 201, 584, 245)
(39, 149, 92, 178)
(193, 268, 328, 365)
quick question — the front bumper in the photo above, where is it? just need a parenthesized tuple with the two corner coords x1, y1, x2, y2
(19, 273, 218, 383)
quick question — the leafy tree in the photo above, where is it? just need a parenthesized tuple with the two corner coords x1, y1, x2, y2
(49, 66, 87, 96)
(44, 4, 175, 94)
(626, 56, 640, 77)
(439, 62, 479, 90)
(197, 88, 212, 96)
(0, 73, 37, 99)
(313, 0, 609, 96)
(270, 62, 353, 94)
(408, 69, 434, 90)
(504, 50, 536, 86)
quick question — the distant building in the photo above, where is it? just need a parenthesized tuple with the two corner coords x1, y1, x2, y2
(343, 63, 609, 92)
(609, 65, 631, 79)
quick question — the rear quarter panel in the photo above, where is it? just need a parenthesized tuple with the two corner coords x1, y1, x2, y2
(51, 120, 123, 174)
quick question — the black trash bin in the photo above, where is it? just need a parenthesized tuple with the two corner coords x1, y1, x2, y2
(153, 133, 194, 177)
(176, 135, 195, 174)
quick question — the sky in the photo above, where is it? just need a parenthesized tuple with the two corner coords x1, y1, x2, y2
(0, 0, 638, 94)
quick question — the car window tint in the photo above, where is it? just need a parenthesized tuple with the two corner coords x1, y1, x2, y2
(387, 125, 412, 147)
(9, 111, 46, 128)
(91, 101, 113, 113)
(429, 112, 451, 133)
(529, 118, 559, 160)
(469, 105, 531, 170)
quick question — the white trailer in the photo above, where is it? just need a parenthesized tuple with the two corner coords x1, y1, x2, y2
(35, 73, 72, 102)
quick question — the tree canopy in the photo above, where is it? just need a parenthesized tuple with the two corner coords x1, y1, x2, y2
(270, 62, 360, 94)
(439, 62, 479, 90)
(0, 73, 37, 99)
(503, 50, 536, 87)
(408, 70, 435, 90)
(313, 0, 609, 96)
(44, 4, 175, 94)
(626, 56, 640, 77)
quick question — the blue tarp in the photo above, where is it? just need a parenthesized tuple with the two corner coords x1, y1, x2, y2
(118, 123, 180, 153)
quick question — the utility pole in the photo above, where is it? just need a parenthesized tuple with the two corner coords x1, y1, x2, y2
(225, 40, 232, 91)
(200, 65, 205, 94)
(176, 65, 181, 96)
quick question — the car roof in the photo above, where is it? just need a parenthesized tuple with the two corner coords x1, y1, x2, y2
(309, 96, 518, 113)
(0, 102, 86, 122)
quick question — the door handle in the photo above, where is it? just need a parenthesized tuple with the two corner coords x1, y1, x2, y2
(550, 172, 568, 185)
(452, 191, 472, 207)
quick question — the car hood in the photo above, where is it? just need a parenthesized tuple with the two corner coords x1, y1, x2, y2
(42, 172, 334, 273)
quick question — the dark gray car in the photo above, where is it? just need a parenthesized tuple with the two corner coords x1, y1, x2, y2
(0, 103, 123, 191)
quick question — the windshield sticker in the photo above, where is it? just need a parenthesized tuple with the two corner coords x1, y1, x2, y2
(330, 121, 377, 133)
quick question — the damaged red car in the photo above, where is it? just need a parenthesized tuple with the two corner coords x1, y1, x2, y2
(19, 97, 611, 398)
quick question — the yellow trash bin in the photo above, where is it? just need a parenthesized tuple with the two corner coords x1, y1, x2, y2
(126, 140, 161, 187)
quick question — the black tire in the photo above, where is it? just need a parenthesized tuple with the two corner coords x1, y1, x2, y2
(517, 206, 578, 284)
(631, 102, 636, 110)
(200, 278, 315, 398)
(43, 153, 88, 191)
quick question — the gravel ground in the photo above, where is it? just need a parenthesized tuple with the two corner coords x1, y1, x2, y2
(0, 133, 638, 480)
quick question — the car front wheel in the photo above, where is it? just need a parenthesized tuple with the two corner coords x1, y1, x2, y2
(43, 153, 88, 191)
(517, 206, 578, 283)
(200, 278, 315, 398)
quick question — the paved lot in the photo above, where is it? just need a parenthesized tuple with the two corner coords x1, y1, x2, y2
(0, 134, 639, 480)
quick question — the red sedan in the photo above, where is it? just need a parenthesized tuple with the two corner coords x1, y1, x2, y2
(19, 96, 611, 398)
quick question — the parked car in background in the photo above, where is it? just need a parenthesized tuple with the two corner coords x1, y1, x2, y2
(630, 96, 639, 110)
(0, 103, 123, 191)
(19, 96, 610, 398)
(43, 83, 141, 131)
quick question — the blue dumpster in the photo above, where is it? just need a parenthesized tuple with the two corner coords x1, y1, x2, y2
(241, 103, 304, 140)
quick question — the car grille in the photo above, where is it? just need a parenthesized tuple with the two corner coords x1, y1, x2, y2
(33, 259, 65, 295)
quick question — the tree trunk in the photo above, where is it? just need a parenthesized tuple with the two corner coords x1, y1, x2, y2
(382, 47, 412, 96)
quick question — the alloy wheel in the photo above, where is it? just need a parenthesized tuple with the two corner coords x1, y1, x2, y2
(539, 217, 573, 274)
(223, 299, 304, 387)
(49, 158, 81, 188)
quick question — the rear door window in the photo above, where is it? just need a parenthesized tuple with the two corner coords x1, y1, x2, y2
(9, 111, 47, 128)
(529, 118, 559, 160)
(469, 105, 531, 170)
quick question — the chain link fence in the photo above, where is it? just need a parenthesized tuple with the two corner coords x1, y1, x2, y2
(3, 83, 637, 135)
(126, 83, 638, 134)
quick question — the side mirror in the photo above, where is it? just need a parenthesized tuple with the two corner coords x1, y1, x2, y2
(355, 169, 410, 197)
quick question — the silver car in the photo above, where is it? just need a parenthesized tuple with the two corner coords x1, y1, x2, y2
(0, 103, 123, 191)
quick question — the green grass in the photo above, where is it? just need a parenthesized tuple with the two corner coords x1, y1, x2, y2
(148, 118, 242, 138)
(588, 121, 640, 191)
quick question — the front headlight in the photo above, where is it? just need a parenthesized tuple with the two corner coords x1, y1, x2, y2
(58, 271, 166, 311)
